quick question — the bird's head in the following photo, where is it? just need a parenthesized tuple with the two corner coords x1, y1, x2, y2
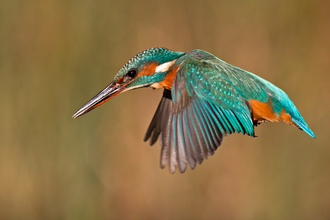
(73, 47, 185, 118)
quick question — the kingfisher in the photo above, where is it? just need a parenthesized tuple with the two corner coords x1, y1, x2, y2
(73, 47, 315, 173)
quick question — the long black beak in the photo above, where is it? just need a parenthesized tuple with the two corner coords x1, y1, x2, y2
(72, 81, 123, 118)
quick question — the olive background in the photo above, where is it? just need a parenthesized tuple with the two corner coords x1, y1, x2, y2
(1, 0, 329, 219)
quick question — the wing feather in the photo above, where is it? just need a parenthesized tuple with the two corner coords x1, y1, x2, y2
(145, 53, 257, 173)
(167, 112, 177, 173)
(198, 99, 222, 146)
(176, 112, 187, 173)
(187, 104, 206, 162)
(160, 102, 172, 169)
(194, 98, 218, 153)
(181, 108, 197, 169)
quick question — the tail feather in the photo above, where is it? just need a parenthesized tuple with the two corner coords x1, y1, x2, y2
(292, 118, 315, 138)
(247, 75, 315, 138)
(276, 92, 316, 138)
(249, 99, 315, 138)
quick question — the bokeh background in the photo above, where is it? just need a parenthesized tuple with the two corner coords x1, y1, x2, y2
(1, 0, 329, 219)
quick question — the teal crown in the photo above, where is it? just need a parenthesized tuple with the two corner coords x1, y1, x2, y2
(114, 47, 185, 81)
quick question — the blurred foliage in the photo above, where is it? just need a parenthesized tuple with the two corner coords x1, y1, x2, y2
(0, 0, 329, 219)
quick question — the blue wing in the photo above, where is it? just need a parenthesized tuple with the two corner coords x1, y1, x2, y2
(145, 49, 314, 173)
(145, 55, 255, 173)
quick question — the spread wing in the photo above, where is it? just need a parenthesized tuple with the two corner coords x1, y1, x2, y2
(144, 54, 259, 173)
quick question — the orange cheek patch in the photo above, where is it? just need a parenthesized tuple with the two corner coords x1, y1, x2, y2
(138, 62, 179, 90)
(138, 62, 159, 76)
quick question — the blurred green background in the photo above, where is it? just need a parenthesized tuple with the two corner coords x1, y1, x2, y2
(1, 0, 329, 219)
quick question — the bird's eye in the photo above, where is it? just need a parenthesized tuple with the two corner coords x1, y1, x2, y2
(127, 69, 137, 78)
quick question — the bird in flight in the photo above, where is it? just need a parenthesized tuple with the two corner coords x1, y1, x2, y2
(73, 47, 315, 173)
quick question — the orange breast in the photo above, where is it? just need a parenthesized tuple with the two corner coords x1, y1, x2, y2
(150, 65, 179, 90)
(160, 65, 179, 90)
